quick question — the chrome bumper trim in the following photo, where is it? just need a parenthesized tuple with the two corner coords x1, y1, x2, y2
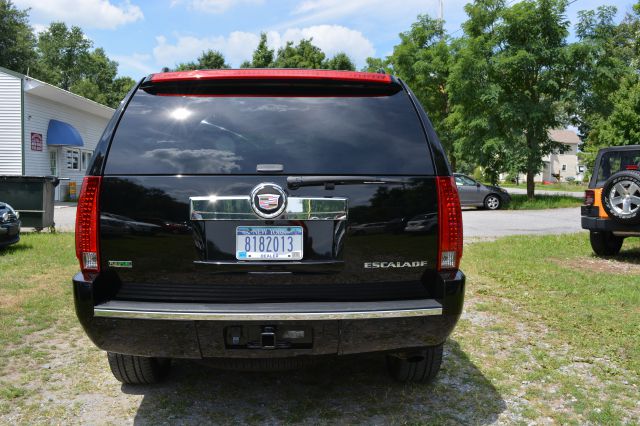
(190, 196, 347, 221)
(93, 300, 442, 321)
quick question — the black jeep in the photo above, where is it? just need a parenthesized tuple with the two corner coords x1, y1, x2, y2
(73, 69, 465, 384)
(582, 145, 640, 255)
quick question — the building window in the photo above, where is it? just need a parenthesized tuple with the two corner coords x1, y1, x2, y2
(49, 151, 57, 176)
(64, 148, 80, 170)
(578, 165, 585, 173)
(81, 150, 93, 171)
(561, 164, 567, 171)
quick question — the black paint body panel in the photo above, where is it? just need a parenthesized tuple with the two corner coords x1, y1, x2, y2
(73, 77, 465, 360)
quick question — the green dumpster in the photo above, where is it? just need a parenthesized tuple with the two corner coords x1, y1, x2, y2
(0, 176, 60, 230)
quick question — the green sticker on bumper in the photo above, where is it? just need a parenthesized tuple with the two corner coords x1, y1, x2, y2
(108, 260, 132, 268)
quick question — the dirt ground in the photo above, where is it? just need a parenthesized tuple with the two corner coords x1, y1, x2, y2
(1, 282, 638, 425)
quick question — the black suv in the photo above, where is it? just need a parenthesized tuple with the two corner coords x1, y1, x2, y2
(73, 69, 465, 385)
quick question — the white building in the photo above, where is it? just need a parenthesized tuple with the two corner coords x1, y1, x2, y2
(534, 129, 585, 183)
(0, 66, 114, 201)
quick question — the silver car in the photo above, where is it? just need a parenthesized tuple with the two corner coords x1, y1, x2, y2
(453, 174, 511, 210)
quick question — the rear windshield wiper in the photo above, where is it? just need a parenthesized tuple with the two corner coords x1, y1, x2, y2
(287, 176, 410, 189)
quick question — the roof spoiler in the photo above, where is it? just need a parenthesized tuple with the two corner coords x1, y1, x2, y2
(140, 69, 401, 97)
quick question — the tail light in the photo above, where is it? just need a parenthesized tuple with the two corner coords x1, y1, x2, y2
(584, 189, 595, 206)
(437, 176, 463, 270)
(75, 176, 102, 279)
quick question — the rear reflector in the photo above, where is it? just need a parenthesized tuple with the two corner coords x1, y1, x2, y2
(436, 176, 463, 271)
(150, 69, 392, 84)
(75, 176, 101, 279)
(584, 189, 595, 206)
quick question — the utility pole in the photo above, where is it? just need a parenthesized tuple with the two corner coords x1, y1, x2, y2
(439, 0, 444, 21)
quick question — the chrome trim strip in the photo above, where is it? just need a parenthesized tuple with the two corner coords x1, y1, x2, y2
(94, 307, 442, 321)
(190, 196, 348, 221)
(193, 260, 343, 266)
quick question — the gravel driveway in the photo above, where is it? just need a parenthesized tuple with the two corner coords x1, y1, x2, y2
(463, 207, 582, 238)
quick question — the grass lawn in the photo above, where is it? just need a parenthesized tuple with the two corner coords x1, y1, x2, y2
(506, 194, 583, 210)
(501, 182, 588, 193)
(0, 232, 638, 423)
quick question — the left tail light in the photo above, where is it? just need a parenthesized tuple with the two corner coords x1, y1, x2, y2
(584, 189, 595, 206)
(75, 176, 102, 279)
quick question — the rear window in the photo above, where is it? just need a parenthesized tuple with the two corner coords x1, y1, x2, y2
(595, 149, 640, 185)
(104, 89, 434, 175)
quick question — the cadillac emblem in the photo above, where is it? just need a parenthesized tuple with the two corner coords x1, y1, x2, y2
(250, 183, 287, 219)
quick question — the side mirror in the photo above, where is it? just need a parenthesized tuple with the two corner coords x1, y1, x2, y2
(476, 182, 481, 187)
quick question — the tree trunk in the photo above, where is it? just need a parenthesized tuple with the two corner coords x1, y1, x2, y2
(526, 170, 535, 200)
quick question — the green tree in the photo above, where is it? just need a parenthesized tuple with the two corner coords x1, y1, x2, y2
(571, 5, 640, 169)
(251, 32, 274, 68)
(107, 76, 136, 107)
(388, 15, 457, 167)
(70, 48, 117, 103)
(324, 52, 355, 70)
(0, 0, 36, 74)
(33, 22, 92, 90)
(569, 7, 632, 151)
(361, 57, 392, 73)
(273, 39, 325, 68)
(174, 49, 229, 71)
(589, 76, 640, 149)
(449, 0, 572, 197)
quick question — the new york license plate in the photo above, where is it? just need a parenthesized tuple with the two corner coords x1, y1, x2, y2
(236, 226, 303, 261)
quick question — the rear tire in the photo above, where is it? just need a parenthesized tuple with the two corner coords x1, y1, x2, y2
(107, 352, 170, 384)
(386, 344, 443, 384)
(601, 171, 640, 225)
(484, 194, 501, 210)
(589, 231, 623, 256)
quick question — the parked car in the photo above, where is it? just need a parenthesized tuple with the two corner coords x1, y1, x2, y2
(404, 213, 437, 234)
(349, 222, 388, 235)
(0, 202, 21, 248)
(582, 145, 640, 256)
(72, 69, 465, 385)
(453, 173, 511, 210)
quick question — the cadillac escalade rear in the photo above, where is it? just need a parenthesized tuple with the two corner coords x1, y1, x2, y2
(72, 69, 465, 384)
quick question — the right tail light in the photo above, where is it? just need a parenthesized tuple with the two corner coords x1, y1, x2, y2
(436, 176, 463, 271)
(75, 176, 102, 279)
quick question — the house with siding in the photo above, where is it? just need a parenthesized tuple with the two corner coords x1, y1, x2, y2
(503, 129, 585, 183)
(537, 129, 585, 183)
(0, 66, 114, 201)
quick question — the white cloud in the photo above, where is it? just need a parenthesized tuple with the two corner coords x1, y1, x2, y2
(153, 32, 261, 68)
(112, 53, 155, 76)
(153, 25, 375, 69)
(171, 0, 263, 14)
(30, 23, 48, 35)
(13, 0, 143, 30)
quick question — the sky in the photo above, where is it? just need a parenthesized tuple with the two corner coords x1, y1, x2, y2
(12, 0, 637, 79)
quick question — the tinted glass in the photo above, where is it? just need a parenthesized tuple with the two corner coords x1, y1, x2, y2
(596, 150, 640, 184)
(105, 90, 433, 175)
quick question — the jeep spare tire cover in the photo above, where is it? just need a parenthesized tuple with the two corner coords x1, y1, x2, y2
(601, 170, 640, 224)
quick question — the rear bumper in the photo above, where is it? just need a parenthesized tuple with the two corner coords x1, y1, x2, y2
(582, 211, 640, 233)
(73, 271, 465, 359)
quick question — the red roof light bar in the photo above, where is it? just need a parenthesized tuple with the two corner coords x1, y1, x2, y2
(150, 69, 392, 84)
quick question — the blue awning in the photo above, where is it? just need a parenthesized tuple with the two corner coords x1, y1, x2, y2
(46, 119, 84, 147)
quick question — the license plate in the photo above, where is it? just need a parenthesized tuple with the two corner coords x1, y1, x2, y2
(236, 226, 303, 261)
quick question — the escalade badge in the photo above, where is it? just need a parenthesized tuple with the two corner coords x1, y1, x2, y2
(251, 183, 287, 219)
